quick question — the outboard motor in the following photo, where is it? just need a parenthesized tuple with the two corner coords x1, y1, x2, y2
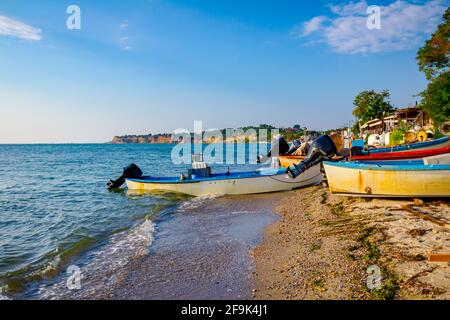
(257, 136, 300, 163)
(287, 139, 303, 155)
(107, 163, 143, 190)
(286, 135, 338, 179)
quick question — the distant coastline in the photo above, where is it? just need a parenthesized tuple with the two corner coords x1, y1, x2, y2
(111, 125, 325, 144)
(112, 134, 173, 144)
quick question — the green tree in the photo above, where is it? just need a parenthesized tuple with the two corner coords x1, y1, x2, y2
(417, 7, 449, 81)
(389, 120, 411, 146)
(352, 89, 395, 131)
(417, 8, 450, 127)
(419, 72, 450, 125)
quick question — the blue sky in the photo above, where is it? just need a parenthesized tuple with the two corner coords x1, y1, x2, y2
(0, 0, 448, 143)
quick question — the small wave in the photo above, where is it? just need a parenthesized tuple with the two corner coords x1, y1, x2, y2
(176, 194, 220, 212)
(38, 218, 155, 299)
(0, 236, 97, 296)
(230, 211, 254, 215)
(0, 286, 11, 300)
(28, 254, 62, 281)
(126, 189, 191, 202)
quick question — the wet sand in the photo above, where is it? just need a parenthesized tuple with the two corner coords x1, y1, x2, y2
(252, 185, 450, 300)
(101, 194, 279, 300)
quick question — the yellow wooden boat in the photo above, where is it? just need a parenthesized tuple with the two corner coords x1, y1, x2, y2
(323, 160, 450, 197)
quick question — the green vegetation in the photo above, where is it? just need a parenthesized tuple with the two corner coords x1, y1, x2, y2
(419, 72, 450, 127)
(319, 220, 332, 226)
(330, 201, 345, 216)
(371, 269, 400, 300)
(417, 8, 449, 81)
(312, 277, 326, 288)
(310, 271, 326, 289)
(389, 120, 411, 146)
(352, 90, 395, 132)
(354, 226, 399, 300)
(417, 8, 450, 128)
(320, 191, 328, 204)
(357, 227, 381, 262)
(309, 241, 322, 252)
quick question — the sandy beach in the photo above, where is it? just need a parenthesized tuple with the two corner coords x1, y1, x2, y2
(252, 185, 450, 300)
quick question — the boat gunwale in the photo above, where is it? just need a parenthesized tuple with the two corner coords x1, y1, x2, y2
(330, 192, 450, 198)
(350, 146, 450, 161)
(323, 161, 450, 171)
(362, 136, 449, 154)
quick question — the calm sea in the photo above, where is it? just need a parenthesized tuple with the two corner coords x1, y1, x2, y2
(0, 144, 276, 299)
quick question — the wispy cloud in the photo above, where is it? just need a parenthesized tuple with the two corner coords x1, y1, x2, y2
(329, 0, 368, 16)
(120, 36, 133, 51)
(296, 0, 447, 54)
(301, 16, 328, 36)
(119, 21, 128, 30)
(118, 20, 133, 51)
(0, 15, 42, 41)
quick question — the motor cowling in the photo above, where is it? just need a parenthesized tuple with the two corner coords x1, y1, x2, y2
(286, 135, 337, 178)
(107, 163, 143, 190)
(287, 139, 303, 155)
(257, 136, 300, 163)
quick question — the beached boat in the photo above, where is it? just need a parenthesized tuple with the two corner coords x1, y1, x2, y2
(280, 146, 450, 166)
(279, 137, 450, 167)
(360, 136, 449, 155)
(323, 160, 450, 197)
(349, 146, 450, 162)
(126, 166, 323, 196)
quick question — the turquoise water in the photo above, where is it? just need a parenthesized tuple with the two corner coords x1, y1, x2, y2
(0, 144, 268, 299)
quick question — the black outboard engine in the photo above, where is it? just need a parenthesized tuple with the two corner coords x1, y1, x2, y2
(286, 135, 337, 179)
(257, 136, 301, 163)
(107, 163, 143, 190)
(287, 139, 303, 155)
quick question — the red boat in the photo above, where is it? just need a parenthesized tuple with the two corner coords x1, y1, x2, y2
(349, 146, 450, 161)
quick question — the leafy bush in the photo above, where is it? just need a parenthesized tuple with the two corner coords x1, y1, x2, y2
(389, 120, 411, 146)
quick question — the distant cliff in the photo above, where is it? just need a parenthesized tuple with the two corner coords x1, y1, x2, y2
(112, 134, 173, 144)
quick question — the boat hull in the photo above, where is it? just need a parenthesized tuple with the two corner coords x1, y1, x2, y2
(350, 146, 450, 162)
(126, 166, 323, 196)
(323, 161, 450, 197)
